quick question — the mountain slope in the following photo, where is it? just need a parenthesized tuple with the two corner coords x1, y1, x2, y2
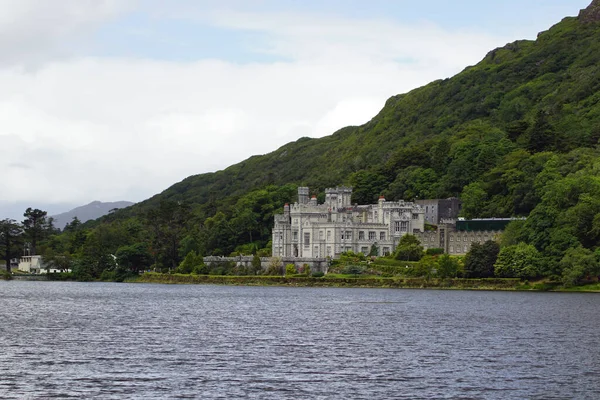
(52, 201, 134, 229)
(114, 4, 600, 214)
(89, 1, 600, 270)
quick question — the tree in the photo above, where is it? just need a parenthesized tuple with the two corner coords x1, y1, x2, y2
(116, 243, 153, 274)
(414, 256, 436, 279)
(251, 254, 262, 275)
(560, 247, 600, 286)
(394, 235, 424, 262)
(494, 243, 542, 279)
(436, 254, 461, 278)
(145, 200, 192, 270)
(527, 110, 556, 153)
(463, 241, 500, 278)
(23, 208, 48, 255)
(460, 182, 487, 219)
(0, 219, 23, 273)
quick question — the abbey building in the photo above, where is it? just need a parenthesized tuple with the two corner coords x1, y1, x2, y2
(272, 187, 425, 258)
(272, 186, 510, 258)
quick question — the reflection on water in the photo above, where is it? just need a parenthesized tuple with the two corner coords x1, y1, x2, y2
(1, 281, 599, 399)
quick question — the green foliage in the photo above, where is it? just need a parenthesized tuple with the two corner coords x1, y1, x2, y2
(463, 241, 500, 278)
(560, 247, 600, 286)
(116, 243, 152, 273)
(494, 243, 542, 279)
(36, 15, 600, 281)
(285, 264, 297, 276)
(0, 219, 23, 273)
(436, 254, 461, 278)
(413, 256, 437, 279)
(251, 254, 262, 275)
(425, 248, 444, 256)
(175, 251, 205, 274)
(340, 251, 367, 262)
(311, 271, 325, 278)
(1, 270, 12, 280)
(341, 265, 366, 276)
(394, 235, 424, 261)
(22, 208, 50, 255)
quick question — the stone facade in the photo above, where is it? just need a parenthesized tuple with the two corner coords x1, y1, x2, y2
(203, 256, 329, 273)
(416, 198, 461, 224)
(414, 218, 515, 255)
(272, 187, 425, 259)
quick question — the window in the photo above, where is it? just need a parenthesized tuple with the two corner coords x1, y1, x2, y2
(341, 231, 345, 240)
(327, 246, 332, 256)
(314, 246, 319, 256)
(327, 231, 331, 240)
(464, 245, 468, 252)
(450, 246, 454, 253)
(401, 221, 409, 232)
(293, 231, 298, 240)
(463, 237, 467, 242)
(383, 247, 390, 256)
(369, 231, 376, 240)
(361, 246, 369, 254)
(359, 231, 365, 240)
(319, 230, 324, 239)
(304, 232, 310, 247)
(413, 214, 418, 219)
(394, 222, 400, 233)
(380, 232, 385, 241)
(346, 231, 352, 240)
(450, 236, 453, 242)
(279, 233, 283, 241)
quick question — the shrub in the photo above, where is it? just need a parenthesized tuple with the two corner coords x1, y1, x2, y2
(341, 265, 366, 276)
(426, 248, 444, 256)
(285, 264, 297, 276)
(311, 272, 325, 278)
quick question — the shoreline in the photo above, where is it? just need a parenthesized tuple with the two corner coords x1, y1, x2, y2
(133, 273, 600, 293)
(5, 273, 599, 293)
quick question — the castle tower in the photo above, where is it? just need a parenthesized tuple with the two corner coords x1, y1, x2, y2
(298, 187, 309, 205)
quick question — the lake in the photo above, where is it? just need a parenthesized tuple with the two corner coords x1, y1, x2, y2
(1, 281, 599, 399)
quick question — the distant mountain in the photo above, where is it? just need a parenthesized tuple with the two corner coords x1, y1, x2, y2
(52, 201, 134, 229)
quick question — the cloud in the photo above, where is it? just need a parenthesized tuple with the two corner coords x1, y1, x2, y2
(0, 0, 133, 66)
(0, 4, 515, 208)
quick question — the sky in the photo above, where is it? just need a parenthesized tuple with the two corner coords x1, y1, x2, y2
(0, 0, 592, 220)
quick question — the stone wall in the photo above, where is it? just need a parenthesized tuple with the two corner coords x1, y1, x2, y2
(202, 256, 329, 273)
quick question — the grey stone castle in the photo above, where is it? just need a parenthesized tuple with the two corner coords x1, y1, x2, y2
(272, 186, 425, 258)
(272, 186, 510, 258)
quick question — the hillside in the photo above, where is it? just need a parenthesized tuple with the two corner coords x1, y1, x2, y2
(102, 4, 597, 210)
(52, 201, 134, 230)
(46, 1, 600, 279)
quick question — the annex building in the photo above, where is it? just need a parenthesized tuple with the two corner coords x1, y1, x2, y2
(272, 186, 511, 258)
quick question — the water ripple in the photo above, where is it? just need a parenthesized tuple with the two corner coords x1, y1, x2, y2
(1, 282, 600, 399)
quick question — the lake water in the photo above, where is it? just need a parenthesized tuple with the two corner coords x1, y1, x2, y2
(1, 282, 599, 399)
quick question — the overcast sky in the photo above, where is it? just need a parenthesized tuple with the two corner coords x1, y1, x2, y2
(0, 0, 591, 220)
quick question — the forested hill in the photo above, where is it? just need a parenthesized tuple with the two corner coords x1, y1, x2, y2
(117, 1, 600, 217)
(62, 1, 600, 274)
